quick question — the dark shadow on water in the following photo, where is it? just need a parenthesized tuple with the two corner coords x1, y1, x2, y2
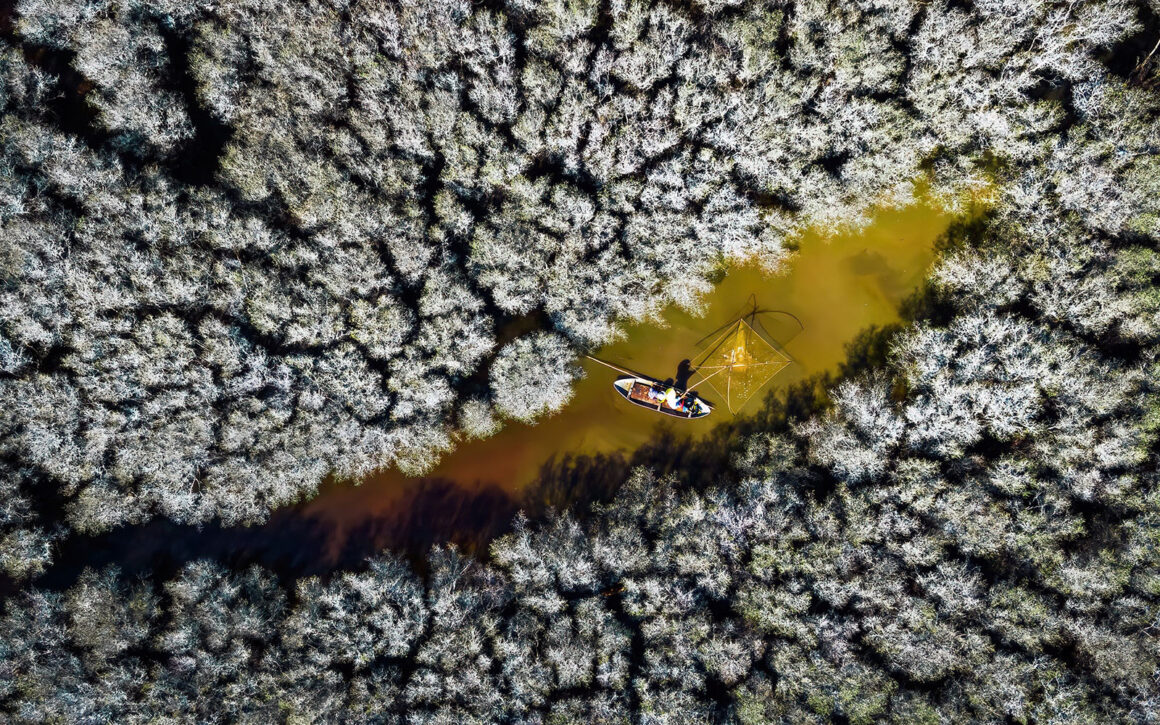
(26, 479, 520, 593)
(846, 248, 905, 302)
(525, 452, 632, 517)
(32, 513, 338, 593)
(675, 359, 696, 389)
(337, 479, 519, 568)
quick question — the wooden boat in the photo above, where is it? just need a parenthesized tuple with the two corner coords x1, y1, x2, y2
(613, 376, 712, 419)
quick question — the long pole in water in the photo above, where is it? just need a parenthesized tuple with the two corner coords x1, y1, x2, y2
(584, 355, 646, 379)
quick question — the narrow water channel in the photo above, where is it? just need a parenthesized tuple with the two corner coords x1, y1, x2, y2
(297, 190, 980, 554)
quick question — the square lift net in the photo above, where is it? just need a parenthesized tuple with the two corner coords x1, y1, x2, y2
(688, 316, 792, 415)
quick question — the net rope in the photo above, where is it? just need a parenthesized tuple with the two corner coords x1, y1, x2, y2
(688, 317, 791, 414)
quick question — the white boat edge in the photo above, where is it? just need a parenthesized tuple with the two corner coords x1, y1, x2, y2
(612, 376, 713, 416)
(613, 377, 635, 393)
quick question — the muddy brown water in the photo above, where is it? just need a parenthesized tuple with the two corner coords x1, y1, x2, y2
(298, 190, 984, 555)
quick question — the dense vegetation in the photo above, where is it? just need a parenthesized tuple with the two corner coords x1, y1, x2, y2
(2, 0, 1159, 721)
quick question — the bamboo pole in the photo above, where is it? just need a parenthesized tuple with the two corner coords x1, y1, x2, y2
(583, 355, 647, 379)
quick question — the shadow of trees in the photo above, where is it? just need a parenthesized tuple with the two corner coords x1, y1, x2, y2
(26, 478, 522, 592)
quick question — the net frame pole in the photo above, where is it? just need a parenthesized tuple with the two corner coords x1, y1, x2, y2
(689, 315, 792, 415)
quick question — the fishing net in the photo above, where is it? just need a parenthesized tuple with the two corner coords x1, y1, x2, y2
(688, 312, 792, 415)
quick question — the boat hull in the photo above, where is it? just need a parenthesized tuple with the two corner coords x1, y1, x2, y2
(613, 377, 711, 419)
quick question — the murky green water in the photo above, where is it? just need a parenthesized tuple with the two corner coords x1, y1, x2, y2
(300, 189, 983, 535)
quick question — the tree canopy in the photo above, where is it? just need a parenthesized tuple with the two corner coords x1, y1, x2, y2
(1, 0, 1159, 720)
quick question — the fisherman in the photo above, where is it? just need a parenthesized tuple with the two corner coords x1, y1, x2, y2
(664, 387, 679, 409)
(679, 391, 697, 414)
